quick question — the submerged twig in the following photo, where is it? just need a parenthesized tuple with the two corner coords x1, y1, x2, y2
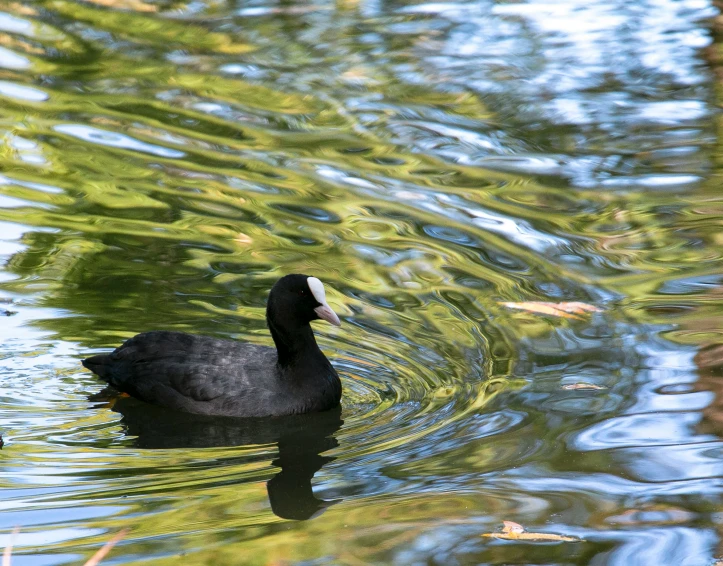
(2, 527, 128, 566)
(83, 529, 129, 566)
(2, 527, 19, 566)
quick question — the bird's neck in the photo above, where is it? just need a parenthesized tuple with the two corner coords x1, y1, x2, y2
(267, 317, 322, 368)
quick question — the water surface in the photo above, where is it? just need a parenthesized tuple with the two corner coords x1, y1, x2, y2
(0, 0, 722, 564)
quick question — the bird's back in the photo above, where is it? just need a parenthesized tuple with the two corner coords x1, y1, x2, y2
(83, 331, 283, 416)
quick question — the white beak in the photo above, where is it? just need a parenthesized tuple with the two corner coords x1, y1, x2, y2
(314, 304, 341, 327)
(308, 276, 341, 327)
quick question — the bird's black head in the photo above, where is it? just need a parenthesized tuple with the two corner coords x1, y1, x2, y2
(267, 274, 341, 329)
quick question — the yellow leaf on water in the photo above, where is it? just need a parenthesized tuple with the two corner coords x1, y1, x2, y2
(562, 383, 607, 390)
(502, 520, 524, 533)
(482, 521, 581, 542)
(501, 301, 602, 320)
(499, 532, 581, 542)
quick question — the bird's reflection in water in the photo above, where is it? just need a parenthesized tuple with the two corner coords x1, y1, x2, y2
(108, 395, 343, 520)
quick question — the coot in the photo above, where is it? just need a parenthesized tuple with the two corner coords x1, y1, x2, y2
(82, 274, 342, 417)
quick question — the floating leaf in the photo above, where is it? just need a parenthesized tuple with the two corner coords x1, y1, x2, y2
(482, 521, 581, 542)
(562, 383, 606, 391)
(502, 520, 524, 534)
(501, 301, 602, 320)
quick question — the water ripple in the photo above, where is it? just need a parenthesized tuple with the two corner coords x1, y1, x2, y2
(0, 0, 720, 564)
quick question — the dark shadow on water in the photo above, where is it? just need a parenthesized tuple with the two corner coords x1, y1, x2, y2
(107, 394, 343, 520)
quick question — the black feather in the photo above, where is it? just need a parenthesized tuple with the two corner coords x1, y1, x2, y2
(82, 275, 342, 417)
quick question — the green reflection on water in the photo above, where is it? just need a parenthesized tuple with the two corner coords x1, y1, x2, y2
(0, 0, 722, 564)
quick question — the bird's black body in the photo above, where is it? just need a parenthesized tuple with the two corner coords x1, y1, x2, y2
(82, 275, 342, 418)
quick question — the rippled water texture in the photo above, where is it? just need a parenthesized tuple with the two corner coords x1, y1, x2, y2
(1, 0, 722, 564)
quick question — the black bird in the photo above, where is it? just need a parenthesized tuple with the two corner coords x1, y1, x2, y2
(82, 274, 343, 417)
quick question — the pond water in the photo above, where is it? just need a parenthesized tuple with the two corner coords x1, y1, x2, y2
(1, 0, 722, 564)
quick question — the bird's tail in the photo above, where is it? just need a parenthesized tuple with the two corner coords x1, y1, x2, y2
(82, 354, 113, 382)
